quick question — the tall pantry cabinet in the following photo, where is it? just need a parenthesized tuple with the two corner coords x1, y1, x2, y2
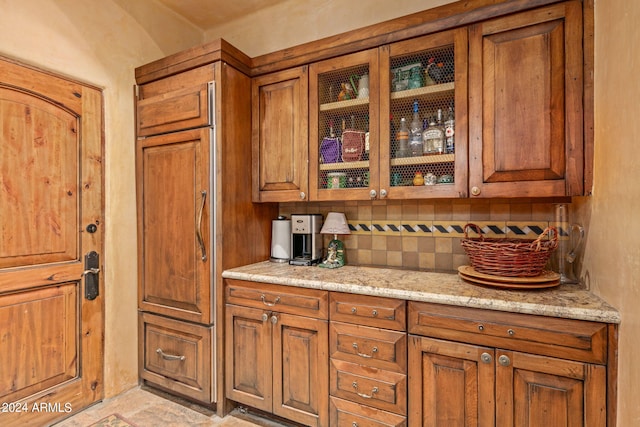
(135, 40, 277, 406)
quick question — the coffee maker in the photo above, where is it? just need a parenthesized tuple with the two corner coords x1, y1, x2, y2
(289, 214, 323, 266)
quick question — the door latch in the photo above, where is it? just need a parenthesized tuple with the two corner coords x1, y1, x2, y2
(83, 251, 100, 300)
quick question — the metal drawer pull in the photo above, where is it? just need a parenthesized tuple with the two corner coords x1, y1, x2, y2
(352, 423, 358, 427)
(196, 190, 207, 261)
(507, 329, 515, 336)
(156, 348, 185, 361)
(261, 294, 281, 306)
(352, 342, 378, 358)
(371, 309, 378, 317)
(481, 352, 492, 364)
(351, 307, 357, 314)
(352, 381, 378, 399)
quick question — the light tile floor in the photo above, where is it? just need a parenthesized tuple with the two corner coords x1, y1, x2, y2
(54, 386, 292, 427)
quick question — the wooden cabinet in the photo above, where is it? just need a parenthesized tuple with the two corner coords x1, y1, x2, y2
(252, 0, 590, 201)
(252, 66, 309, 202)
(137, 128, 212, 323)
(225, 279, 329, 426)
(468, 1, 584, 198)
(309, 29, 467, 201)
(135, 41, 277, 406)
(329, 293, 408, 425)
(408, 301, 611, 427)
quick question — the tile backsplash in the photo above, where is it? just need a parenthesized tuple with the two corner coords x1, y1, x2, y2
(280, 198, 566, 272)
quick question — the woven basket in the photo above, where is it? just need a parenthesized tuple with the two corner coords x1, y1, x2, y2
(461, 223, 558, 277)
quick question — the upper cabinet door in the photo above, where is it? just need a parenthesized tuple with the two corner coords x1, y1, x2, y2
(468, 1, 584, 198)
(252, 66, 309, 202)
(309, 49, 380, 201)
(381, 28, 468, 199)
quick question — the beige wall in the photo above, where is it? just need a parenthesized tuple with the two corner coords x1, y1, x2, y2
(0, 0, 202, 398)
(2, 0, 638, 425)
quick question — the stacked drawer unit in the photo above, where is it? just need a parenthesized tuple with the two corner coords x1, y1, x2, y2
(329, 293, 408, 426)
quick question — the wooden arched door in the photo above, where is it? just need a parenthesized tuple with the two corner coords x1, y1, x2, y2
(0, 56, 104, 426)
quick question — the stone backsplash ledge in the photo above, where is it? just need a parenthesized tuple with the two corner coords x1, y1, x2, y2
(279, 198, 572, 272)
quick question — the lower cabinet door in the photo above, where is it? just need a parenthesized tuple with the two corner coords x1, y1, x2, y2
(272, 312, 329, 427)
(139, 312, 213, 403)
(225, 304, 273, 412)
(331, 397, 407, 427)
(408, 335, 495, 427)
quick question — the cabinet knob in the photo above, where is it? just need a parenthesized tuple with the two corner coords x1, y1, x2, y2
(481, 352, 493, 364)
(379, 189, 387, 198)
(261, 313, 269, 322)
(369, 189, 377, 199)
(498, 354, 511, 367)
(507, 329, 515, 336)
(471, 186, 481, 196)
(270, 315, 278, 324)
(299, 191, 306, 200)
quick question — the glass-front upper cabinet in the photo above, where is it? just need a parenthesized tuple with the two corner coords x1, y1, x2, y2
(309, 49, 379, 201)
(309, 29, 467, 201)
(380, 28, 468, 199)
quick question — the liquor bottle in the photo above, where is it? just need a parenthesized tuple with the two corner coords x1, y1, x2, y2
(390, 114, 397, 156)
(409, 100, 424, 157)
(423, 113, 444, 155)
(422, 118, 432, 154)
(395, 117, 410, 158)
(444, 105, 455, 153)
(363, 114, 370, 161)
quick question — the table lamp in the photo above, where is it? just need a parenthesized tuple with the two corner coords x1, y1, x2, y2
(318, 212, 351, 268)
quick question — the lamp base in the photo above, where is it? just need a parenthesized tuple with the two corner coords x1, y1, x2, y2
(318, 238, 345, 268)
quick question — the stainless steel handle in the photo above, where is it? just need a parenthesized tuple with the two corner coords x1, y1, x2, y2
(156, 348, 185, 361)
(261, 294, 281, 307)
(369, 189, 377, 199)
(352, 342, 378, 358)
(261, 313, 269, 322)
(379, 188, 387, 198)
(481, 352, 493, 364)
(270, 315, 278, 324)
(352, 381, 378, 399)
(196, 190, 207, 261)
(300, 191, 306, 200)
(498, 355, 511, 367)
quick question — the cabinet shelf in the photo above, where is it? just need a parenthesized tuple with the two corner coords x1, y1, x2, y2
(390, 153, 454, 166)
(390, 82, 455, 101)
(319, 160, 369, 171)
(320, 97, 369, 112)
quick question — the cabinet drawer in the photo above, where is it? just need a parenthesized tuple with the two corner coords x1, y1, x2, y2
(139, 312, 212, 403)
(330, 359, 407, 415)
(225, 279, 328, 319)
(408, 301, 608, 364)
(136, 65, 216, 137)
(330, 397, 406, 427)
(331, 292, 406, 331)
(330, 322, 407, 372)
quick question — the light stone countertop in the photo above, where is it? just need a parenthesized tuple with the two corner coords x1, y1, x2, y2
(222, 261, 621, 324)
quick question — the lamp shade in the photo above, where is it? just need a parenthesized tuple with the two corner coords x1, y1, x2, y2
(320, 212, 350, 235)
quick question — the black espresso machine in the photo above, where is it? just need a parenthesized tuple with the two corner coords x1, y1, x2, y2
(289, 214, 323, 266)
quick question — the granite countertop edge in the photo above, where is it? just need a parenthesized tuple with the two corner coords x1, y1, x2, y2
(222, 261, 621, 324)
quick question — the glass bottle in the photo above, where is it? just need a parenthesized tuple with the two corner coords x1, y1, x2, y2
(444, 105, 455, 153)
(423, 115, 444, 155)
(395, 117, 410, 158)
(409, 100, 424, 157)
(363, 114, 370, 161)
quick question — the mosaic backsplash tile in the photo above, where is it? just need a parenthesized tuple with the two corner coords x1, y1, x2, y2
(280, 198, 566, 272)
